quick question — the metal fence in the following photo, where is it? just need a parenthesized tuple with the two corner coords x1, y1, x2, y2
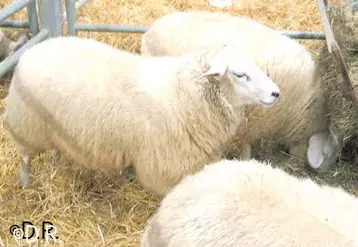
(64, 0, 326, 39)
(0, 0, 334, 79)
(0, 0, 91, 78)
(0, 0, 61, 77)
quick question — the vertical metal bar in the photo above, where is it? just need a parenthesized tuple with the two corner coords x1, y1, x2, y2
(317, 0, 335, 52)
(38, 0, 63, 37)
(65, 0, 77, 36)
(26, 0, 40, 36)
(63, 0, 88, 21)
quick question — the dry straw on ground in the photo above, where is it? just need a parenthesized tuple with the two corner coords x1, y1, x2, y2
(0, 0, 357, 246)
(317, 4, 358, 159)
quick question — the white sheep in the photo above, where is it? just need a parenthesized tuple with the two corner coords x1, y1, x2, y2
(140, 159, 358, 247)
(0, 29, 27, 61)
(141, 10, 340, 170)
(4, 36, 280, 196)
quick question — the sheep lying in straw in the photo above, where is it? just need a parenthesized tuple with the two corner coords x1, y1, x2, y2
(3, 36, 280, 196)
(141, 159, 358, 247)
(0, 29, 27, 61)
(141, 11, 340, 170)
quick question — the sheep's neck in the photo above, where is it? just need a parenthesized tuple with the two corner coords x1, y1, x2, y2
(175, 79, 243, 158)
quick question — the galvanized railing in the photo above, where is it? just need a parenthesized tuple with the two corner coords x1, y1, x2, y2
(3, 0, 357, 79)
(0, 0, 91, 78)
(64, 0, 326, 39)
(64, 0, 149, 35)
(0, 0, 52, 77)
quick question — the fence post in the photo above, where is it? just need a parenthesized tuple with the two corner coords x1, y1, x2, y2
(26, 0, 40, 37)
(65, 0, 77, 36)
(38, 0, 63, 37)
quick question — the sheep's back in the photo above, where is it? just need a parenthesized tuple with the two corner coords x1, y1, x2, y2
(5, 37, 167, 170)
(141, 159, 358, 246)
(142, 11, 325, 145)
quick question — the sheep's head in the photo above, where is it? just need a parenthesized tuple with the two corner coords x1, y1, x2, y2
(203, 44, 280, 108)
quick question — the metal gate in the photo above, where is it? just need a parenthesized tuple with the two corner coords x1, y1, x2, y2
(0, 0, 61, 77)
(0, 0, 331, 79)
(63, 0, 326, 39)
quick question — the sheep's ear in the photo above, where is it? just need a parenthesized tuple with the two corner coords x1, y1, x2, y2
(203, 44, 229, 77)
(202, 62, 228, 77)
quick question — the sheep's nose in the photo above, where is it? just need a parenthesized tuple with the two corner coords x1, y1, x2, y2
(271, 92, 280, 98)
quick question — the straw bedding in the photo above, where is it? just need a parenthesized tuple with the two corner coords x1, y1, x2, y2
(316, 4, 358, 153)
(0, 0, 357, 246)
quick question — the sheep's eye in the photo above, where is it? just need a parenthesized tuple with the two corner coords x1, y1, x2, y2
(233, 72, 250, 81)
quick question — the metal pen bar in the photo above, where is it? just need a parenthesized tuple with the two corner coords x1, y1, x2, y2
(38, 0, 63, 38)
(76, 23, 326, 40)
(63, 0, 89, 22)
(0, 0, 32, 23)
(317, 0, 336, 52)
(65, 0, 77, 35)
(279, 30, 326, 39)
(0, 20, 29, 28)
(26, 0, 40, 36)
(75, 24, 153, 33)
(0, 29, 49, 78)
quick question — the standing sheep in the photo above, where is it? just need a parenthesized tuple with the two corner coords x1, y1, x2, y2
(140, 159, 358, 247)
(141, 11, 339, 170)
(4, 36, 280, 196)
(0, 29, 27, 61)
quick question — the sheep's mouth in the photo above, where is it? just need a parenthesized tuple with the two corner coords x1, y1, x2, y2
(259, 100, 275, 106)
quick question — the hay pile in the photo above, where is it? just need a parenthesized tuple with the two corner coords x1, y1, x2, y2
(316, 4, 358, 153)
(73, 0, 325, 53)
(0, 0, 357, 246)
(248, 3, 358, 197)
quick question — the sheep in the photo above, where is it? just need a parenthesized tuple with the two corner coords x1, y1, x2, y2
(0, 29, 27, 61)
(140, 159, 358, 247)
(3, 36, 280, 196)
(140, 10, 340, 170)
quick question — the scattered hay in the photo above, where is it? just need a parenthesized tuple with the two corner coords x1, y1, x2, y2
(252, 140, 358, 196)
(0, 0, 357, 246)
(74, 0, 326, 53)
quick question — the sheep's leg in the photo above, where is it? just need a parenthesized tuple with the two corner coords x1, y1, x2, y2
(19, 154, 32, 186)
(16, 34, 27, 46)
(50, 149, 58, 166)
(241, 143, 251, 160)
(288, 141, 307, 160)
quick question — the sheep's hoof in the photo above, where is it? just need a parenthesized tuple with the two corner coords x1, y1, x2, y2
(50, 150, 58, 166)
(19, 154, 32, 187)
(19, 169, 32, 187)
(241, 143, 251, 160)
(307, 130, 339, 170)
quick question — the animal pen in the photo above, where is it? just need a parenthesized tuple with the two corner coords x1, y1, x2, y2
(0, 0, 358, 108)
